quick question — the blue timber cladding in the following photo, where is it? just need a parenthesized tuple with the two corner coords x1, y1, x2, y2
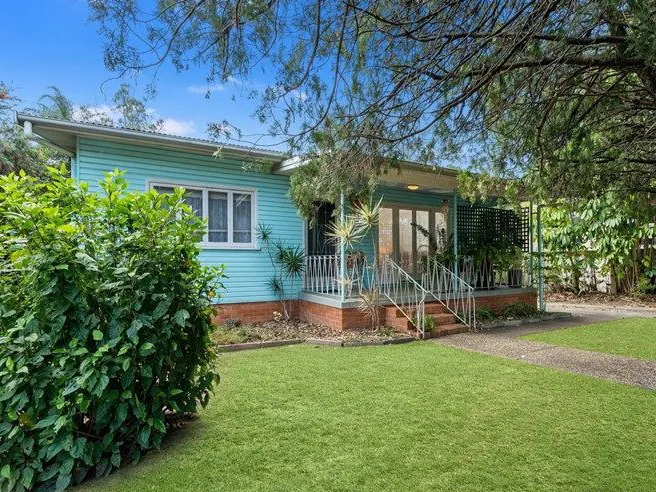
(77, 138, 304, 304)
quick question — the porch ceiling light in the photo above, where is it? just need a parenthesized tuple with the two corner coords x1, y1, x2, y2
(407, 184, 420, 191)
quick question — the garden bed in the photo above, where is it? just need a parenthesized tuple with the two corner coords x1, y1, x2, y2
(547, 291, 656, 309)
(474, 302, 570, 330)
(211, 319, 413, 348)
(477, 312, 571, 330)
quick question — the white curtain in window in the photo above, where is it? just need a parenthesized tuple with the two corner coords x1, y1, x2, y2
(208, 191, 228, 242)
(233, 193, 252, 243)
(184, 190, 203, 219)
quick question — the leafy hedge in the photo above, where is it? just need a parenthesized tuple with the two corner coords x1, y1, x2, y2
(0, 167, 225, 490)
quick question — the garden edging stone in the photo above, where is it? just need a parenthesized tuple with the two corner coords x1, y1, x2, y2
(218, 336, 417, 351)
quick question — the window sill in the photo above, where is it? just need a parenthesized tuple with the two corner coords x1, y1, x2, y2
(200, 243, 261, 251)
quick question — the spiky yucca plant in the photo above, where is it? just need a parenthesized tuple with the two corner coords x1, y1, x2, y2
(257, 224, 305, 320)
(329, 198, 383, 329)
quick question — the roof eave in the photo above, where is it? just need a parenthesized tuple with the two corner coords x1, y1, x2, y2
(15, 114, 286, 161)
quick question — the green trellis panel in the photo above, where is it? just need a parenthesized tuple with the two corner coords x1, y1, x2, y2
(457, 205, 530, 253)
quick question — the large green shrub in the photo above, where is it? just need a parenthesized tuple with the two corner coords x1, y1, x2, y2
(0, 167, 225, 490)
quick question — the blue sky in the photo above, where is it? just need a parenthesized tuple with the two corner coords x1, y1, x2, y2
(1, 0, 277, 146)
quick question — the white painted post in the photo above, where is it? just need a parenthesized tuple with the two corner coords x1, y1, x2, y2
(340, 192, 346, 302)
(452, 191, 459, 293)
(537, 205, 545, 311)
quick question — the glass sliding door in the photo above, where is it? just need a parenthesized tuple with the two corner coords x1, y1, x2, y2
(376, 201, 448, 277)
(398, 209, 414, 273)
(378, 207, 394, 264)
(415, 210, 430, 272)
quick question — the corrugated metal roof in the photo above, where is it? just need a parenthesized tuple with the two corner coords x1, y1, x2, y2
(15, 113, 287, 160)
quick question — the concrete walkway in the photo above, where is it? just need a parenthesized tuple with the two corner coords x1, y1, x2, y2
(434, 310, 656, 390)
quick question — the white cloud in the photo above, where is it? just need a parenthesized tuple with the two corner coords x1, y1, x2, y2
(290, 89, 308, 102)
(187, 83, 226, 94)
(160, 118, 196, 136)
(74, 104, 197, 137)
(73, 104, 121, 124)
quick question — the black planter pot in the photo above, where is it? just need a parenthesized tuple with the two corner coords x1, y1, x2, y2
(507, 269, 523, 287)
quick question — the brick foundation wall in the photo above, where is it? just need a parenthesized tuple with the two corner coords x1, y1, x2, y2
(212, 300, 292, 325)
(296, 300, 384, 331)
(474, 291, 537, 314)
(213, 290, 537, 330)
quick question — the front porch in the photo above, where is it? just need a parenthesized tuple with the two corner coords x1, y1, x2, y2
(298, 164, 540, 336)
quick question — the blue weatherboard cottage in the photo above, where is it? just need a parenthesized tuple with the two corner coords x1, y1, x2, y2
(17, 114, 539, 337)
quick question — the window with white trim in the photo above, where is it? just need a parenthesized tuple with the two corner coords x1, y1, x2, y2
(151, 181, 257, 248)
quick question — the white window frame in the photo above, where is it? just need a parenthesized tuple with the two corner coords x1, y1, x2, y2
(147, 178, 259, 250)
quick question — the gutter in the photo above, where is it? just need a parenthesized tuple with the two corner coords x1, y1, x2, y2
(18, 115, 75, 157)
(16, 113, 285, 161)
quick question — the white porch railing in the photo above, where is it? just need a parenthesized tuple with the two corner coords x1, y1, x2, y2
(421, 259, 476, 329)
(304, 254, 479, 336)
(303, 254, 378, 299)
(459, 254, 532, 290)
(303, 255, 341, 295)
(378, 256, 427, 337)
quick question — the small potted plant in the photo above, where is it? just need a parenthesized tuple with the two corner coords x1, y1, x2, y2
(346, 250, 366, 269)
(506, 246, 525, 287)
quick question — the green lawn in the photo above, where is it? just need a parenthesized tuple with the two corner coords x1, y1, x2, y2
(522, 317, 656, 360)
(80, 343, 656, 491)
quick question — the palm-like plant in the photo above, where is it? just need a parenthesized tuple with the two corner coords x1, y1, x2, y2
(257, 223, 305, 320)
(279, 245, 304, 318)
(329, 198, 383, 329)
(32, 86, 75, 120)
(353, 198, 383, 329)
(327, 214, 365, 251)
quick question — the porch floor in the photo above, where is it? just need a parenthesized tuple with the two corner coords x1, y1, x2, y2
(300, 287, 537, 309)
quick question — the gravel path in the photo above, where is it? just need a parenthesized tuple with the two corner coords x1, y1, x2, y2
(434, 308, 656, 390)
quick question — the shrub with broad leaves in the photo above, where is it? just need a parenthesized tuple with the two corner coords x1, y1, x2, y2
(0, 166, 225, 490)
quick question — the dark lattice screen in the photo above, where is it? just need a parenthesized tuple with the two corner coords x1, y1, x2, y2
(519, 207, 531, 252)
(457, 205, 530, 253)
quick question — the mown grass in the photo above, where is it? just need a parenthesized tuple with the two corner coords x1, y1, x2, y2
(522, 317, 656, 360)
(80, 343, 656, 491)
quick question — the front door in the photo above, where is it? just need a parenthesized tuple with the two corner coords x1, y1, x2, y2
(307, 201, 336, 255)
(378, 205, 447, 276)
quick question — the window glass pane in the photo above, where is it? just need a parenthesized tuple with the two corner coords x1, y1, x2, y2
(153, 185, 175, 195)
(435, 212, 447, 245)
(378, 207, 393, 264)
(183, 189, 203, 219)
(233, 193, 252, 243)
(399, 209, 413, 272)
(208, 191, 228, 242)
(153, 185, 202, 219)
(416, 210, 429, 270)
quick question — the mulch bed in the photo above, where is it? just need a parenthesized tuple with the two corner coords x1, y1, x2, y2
(547, 291, 656, 309)
(212, 319, 410, 345)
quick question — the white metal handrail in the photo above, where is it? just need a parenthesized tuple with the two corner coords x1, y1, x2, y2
(305, 254, 477, 336)
(379, 256, 427, 337)
(422, 258, 476, 330)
